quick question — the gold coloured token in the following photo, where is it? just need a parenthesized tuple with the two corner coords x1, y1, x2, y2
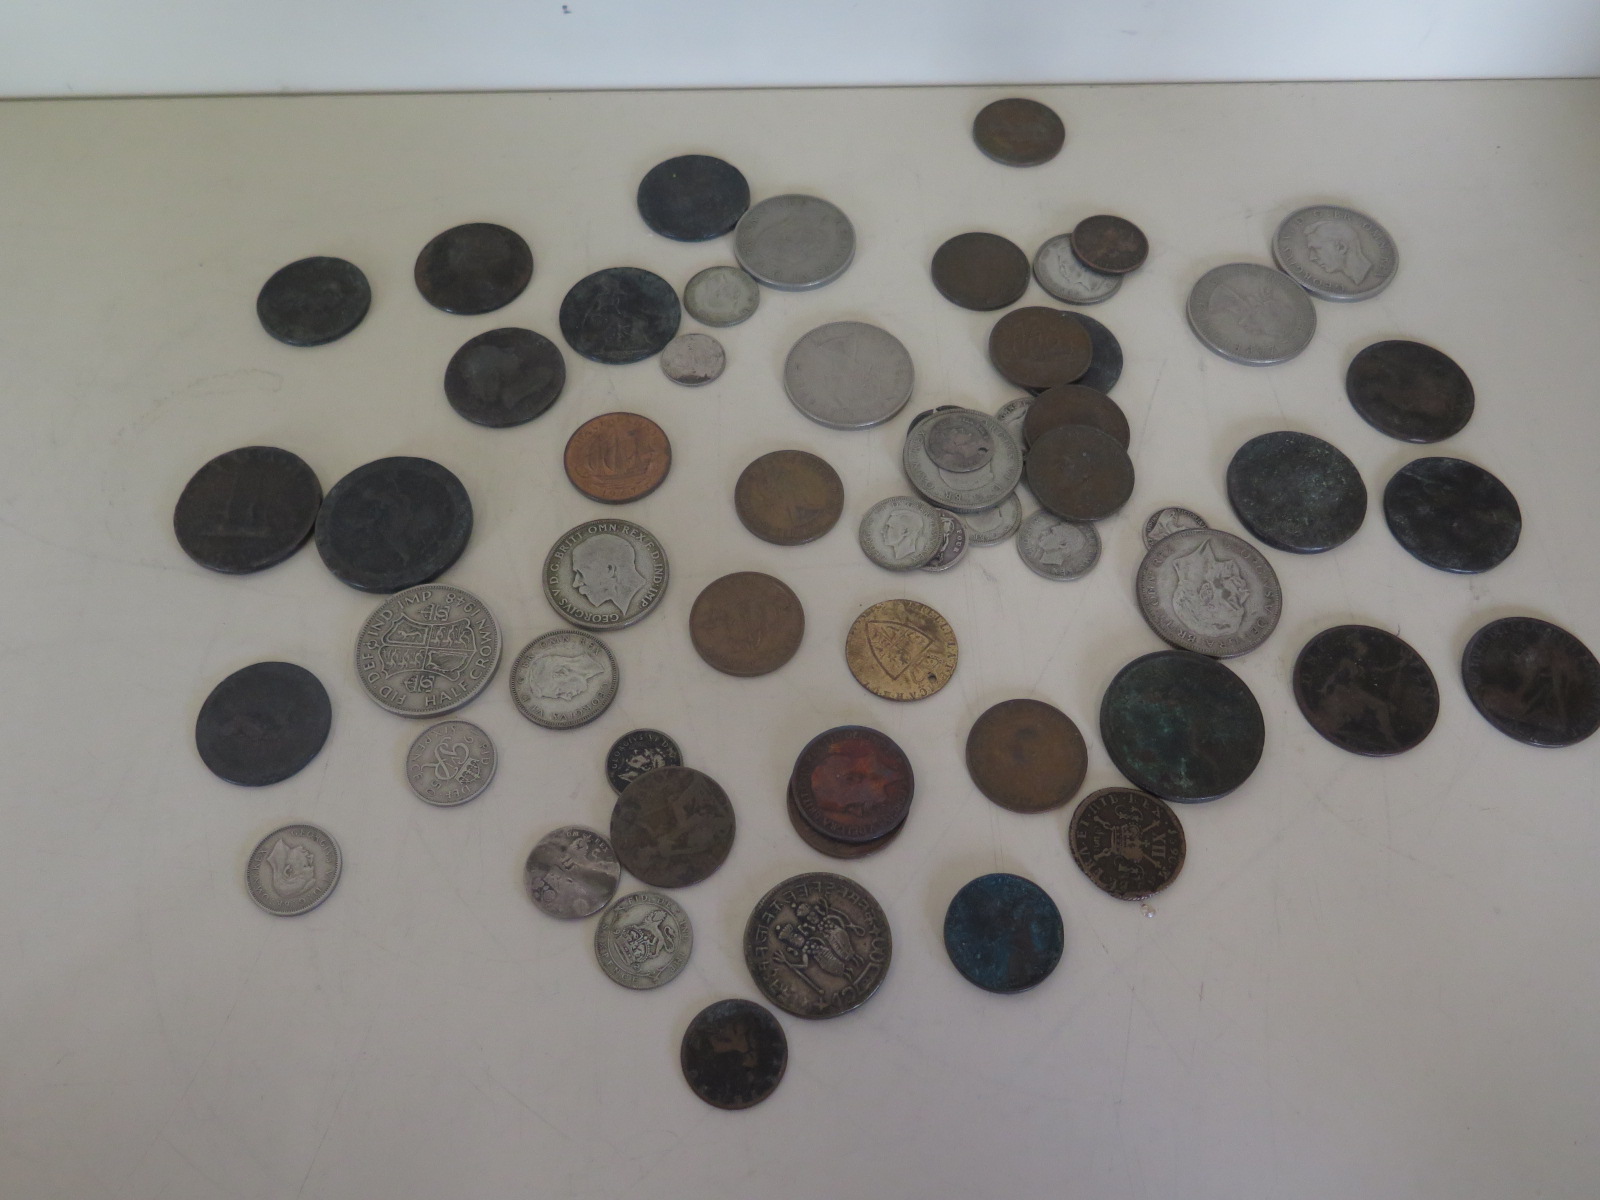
(844, 599, 958, 701)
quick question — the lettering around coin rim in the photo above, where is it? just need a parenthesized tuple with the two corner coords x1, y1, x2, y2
(1068, 787, 1186, 900)
(246, 824, 341, 916)
(355, 583, 502, 717)
(509, 630, 619, 730)
(845, 598, 958, 701)
(405, 720, 497, 806)
(1135, 527, 1282, 658)
(943, 873, 1064, 993)
(594, 890, 693, 989)
(524, 825, 620, 918)
(680, 998, 788, 1109)
(1292, 624, 1439, 756)
(1461, 616, 1600, 748)
(173, 446, 322, 575)
(606, 728, 683, 794)
(744, 871, 892, 1019)
(543, 518, 670, 630)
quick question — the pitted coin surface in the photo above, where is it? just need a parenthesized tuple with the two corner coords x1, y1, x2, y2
(681, 999, 787, 1109)
(174, 446, 322, 574)
(606, 729, 683, 794)
(734, 450, 844, 546)
(689, 572, 805, 677)
(659, 332, 725, 386)
(902, 413, 1021, 514)
(1226, 430, 1366, 554)
(962, 493, 1023, 546)
(989, 306, 1092, 390)
(924, 411, 996, 472)
(1274, 204, 1398, 302)
(196, 662, 331, 787)
(1069, 788, 1186, 900)
(257, 256, 370, 346)
(965, 698, 1087, 813)
(1143, 506, 1208, 548)
(858, 496, 943, 570)
(636, 154, 750, 242)
(1187, 263, 1316, 365)
(1136, 528, 1281, 657)
(1293, 625, 1439, 756)
(784, 321, 914, 430)
(405, 720, 497, 806)
(943, 874, 1063, 994)
(414, 222, 532, 315)
(1022, 383, 1129, 448)
(543, 518, 669, 629)
(610, 766, 735, 888)
(972, 98, 1065, 166)
(791, 725, 914, 843)
(744, 871, 892, 1019)
(355, 583, 502, 717)
(1346, 340, 1474, 443)
(1071, 215, 1148, 275)
(563, 413, 671, 504)
(918, 510, 969, 572)
(315, 457, 473, 593)
(559, 267, 681, 365)
(444, 327, 566, 428)
(1026, 424, 1134, 521)
(595, 891, 693, 989)
(1383, 457, 1520, 573)
(683, 264, 760, 327)
(509, 631, 618, 729)
(734, 194, 855, 291)
(1064, 311, 1124, 393)
(1462, 617, 1600, 748)
(845, 598, 958, 701)
(1033, 234, 1121, 304)
(1017, 511, 1100, 580)
(931, 232, 1031, 310)
(524, 826, 620, 918)
(246, 824, 341, 916)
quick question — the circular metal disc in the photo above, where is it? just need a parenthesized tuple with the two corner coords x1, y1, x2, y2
(659, 332, 725, 386)
(1273, 204, 1398, 301)
(174, 446, 321, 574)
(924, 410, 997, 472)
(563, 413, 671, 504)
(355, 583, 502, 717)
(734, 449, 844, 546)
(596, 891, 693, 989)
(1022, 383, 1129, 449)
(1143, 506, 1208, 548)
(245, 824, 341, 916)
(965, 697, 1087, 813)
(1071, 215, 1148, 274)
(405, 720, 497, 806)
(1065, 311, 1124, 393)
(683, 265, 760, 327)
(784, 321, 913, 430)
(443, 327, 566, 428)
(1068, 788, 1186, 900)
(791, 725, 914, 843)
(1025, 424, 1134, 521)
(1226, 430, 1366, 553)
(689, 571, 805, 677)
(845, 598, 958, 701)
(744, 871, 892, 1018)
(610, 766, 735, 888)
(636, 154, 750, 242)
(972, 98, 1065, 166)
(414, 223, 532, 315)
(524, 826, 619, 918)
(1293, 625, 1439, 756)
(509, 630, 619, 729)
(314, 457, 472, 593)
(543, 518, 670, 630)
(943, 873, 1063, 993)
(1033, 234, 1121, 305)
(196, 662, 331, 787)
(256, 256, 370, 346)
(1462, 616, 1600, 747)
(989, 306, 1092, 390)
(1135, 527, 1282, 657)
(559, 266, 681, 365)
(786, 783, 904, 860)
(1383, 457, 1520, 573)
(605, 729, 683, 794)
(734, 194, 855, 290)
(681, 999, 787, 1109)
(1345, 340, 1473, 443)
(1186, 263, 1316, 365)
(931, 231, 1031, 310)
(1016, 511, 1100, 580)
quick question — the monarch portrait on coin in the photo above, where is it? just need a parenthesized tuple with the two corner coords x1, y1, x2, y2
(528, 650, 605, 701)
(264, 838, 317, 899)
(1302, 216, 1373, 288)
(572, 533, 648, 613)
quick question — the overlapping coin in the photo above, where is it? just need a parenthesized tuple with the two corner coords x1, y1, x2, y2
(610, 766, 735, 888)
(524, 826, 620, 918)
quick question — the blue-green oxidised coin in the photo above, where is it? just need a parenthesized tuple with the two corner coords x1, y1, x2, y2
(943, 873, 1063, 994)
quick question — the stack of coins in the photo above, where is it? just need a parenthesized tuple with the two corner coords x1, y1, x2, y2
(785, 726, 914, 858)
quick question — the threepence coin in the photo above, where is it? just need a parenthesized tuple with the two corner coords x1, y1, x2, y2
(784, 321, 914, 430)
(859, 496, 943, 570)
(846, 599, 958, 701)
(744, 871, 892, 1019)
(683, 264, 760, 327)
(195, 662, 331, 787)
(965, 698, 1087, 813)
(256, 256, 370, 347)
(1136, 527, 1281, 657)
(943, 874, 1063, 993)
(355, 583, 502, 717)
(1292, 625, 1439, 756)
(543, 518, 669, 630)
(246, 824, 341, 916)
(610, 767, 736, 888)
(1462, 616, 1600, 748)
(315, 456, 473, 594)
(680, 999, 788, 1109)
(734, 194, 855, 290)
(1032, 234, 1121, 305)
(173, 446, 322, 575)
(972, 98, 1065, 167)
(1226, 430, 1366, 554)
(563, 413, 672, 504)
(1273, 204, 1397, 302)
(1068, 788, 1186, 900)
(595, 891, 693, 989)
(1186, 262, 1316, 365)
(414, 222, 533, 316)
(405, 720, 497, 806)
(524, 826, 620, 918)
(1143, 507, 1208, 548)
(606, 729, 683, 794)
(659, 332, 725, 386)
(509, 631, 618, 729)
(734, 450, 844, 546)
(1016, 511, 1100, 580)
(443, 327, 566, 428)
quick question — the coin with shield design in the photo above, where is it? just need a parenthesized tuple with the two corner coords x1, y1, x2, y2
(355, 584, 502, 717)
(594, 891, 693, 989)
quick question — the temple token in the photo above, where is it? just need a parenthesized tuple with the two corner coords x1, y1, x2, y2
(1068, 788, 1186, 900)
(964, 698, 1086, 813)
(563, 412, 671, 504)
(1293, 625, 1439, 756)
(1025, 424, 1134, 521)
(931, 232, 1031, 310)
(1071, 215, 1147, 275)
(256, 256, 370, 346)
(315, 457, 472, 593)
(734, 450, 844, 546)
(559, 266, 680, 364)
(744, 872, 892, 1018)
(443, 327, 566, 428)
(972, 98, 1065, 166)
(414, 222, 532, 315)
(1383, 457, 1520, 573)
(689, 572, 805, 677)
(943, 874, 1063, 993)
(845, 598, 958, 701)
(1346, 340, 1473, 443)
(790, 725, 914, 843)
(610, 766, 735, 888)
(680, 999, 787, 1109)
(1226, 430, 1366, 553)
(195, 662, 331, 787)
(173, 446, 321, 574)
(1462, 617, 1600, 747)
(636, 154, 750, 242)
(989, 306, 1091, 390)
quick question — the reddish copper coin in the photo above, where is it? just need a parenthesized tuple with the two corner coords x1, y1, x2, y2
(733, 450, 844, 545)
(988, 307, 1092, 391)
(689, 572, 805, 677)
(1070, 215, 1148, 275)
(791, 726, 914, 844)
(785, 782, 903, 860)
(563, 412, 671, 503)
(931, 232, 1031, 311)
(1022, 383, 1130, 449)
(964, 698, 1088, 813)
(1026, 424, 1135, 520)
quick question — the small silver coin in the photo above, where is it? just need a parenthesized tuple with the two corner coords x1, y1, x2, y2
(734, 194, 855, 291)
(1136, 527, 1282, 657)
(594, 890, 693, 989)
(1017, 510, 1100, 580)
(543, 519, 669, 631)
(660, 332, 726, 387)
(355, 584, 502, 718)
(405, 720, 496, 806)
(683, 265, 761, 327)
(245, 824, 341, 917)
(902, 409, 1022, 513)
(784, 321, 914, 430)
(995, 396, 1032, 447)
(1273, 204, 1398, 302)
(962, 493, 1023, 546)
(859, 496, 944, 570)
(525, 826, 619, 918)
(924, 411, 995, 473)
(1186, 263, 1316, 366)
(1032, 234, 1123, 305)
(919, 510, 969, 573)
(510, 631, 619, 729)
(1143, 506, 1209, 548)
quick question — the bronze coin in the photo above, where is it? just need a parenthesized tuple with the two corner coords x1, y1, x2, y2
(1293, 625, 1439, 756)
(733, 449, 844, 545)
(964, 698, 1087, 813)
(609, 766, 735, 888)
(786, 782, 903, 860)
(1070, 215, 1148, 275)
(1025, 424, 1135, 521)
(680, 999, 787, 1109)
(1021, 383, 1130, 449)
(1346, 340, 1474, 443)
(845, 599, 958, 701)
(791, 725, 914, 843)
(931, 232, 1031, 311)
(563, 412, 671, 504)
(414, 222, 533, 315)
(1462, 616, 1600, 747)
(689, 572, 805, 677)
(972, 98, 1065, 167)
(1068, 787, 1186, 900)
(988, 306, 1092, 391)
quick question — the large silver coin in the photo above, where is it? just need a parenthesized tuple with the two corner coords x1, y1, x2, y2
(1273, 204, 1398, 302)
(1143, 506, 1209, 548)
(902, 409, 1021, 513)
(543, 519, 668, 630)
(525, 826, 619, 918)
(405, 720, 496, 807)
(858, 496, 943, 570)
(659, 332, 725, 387)
(1032, 234, 1122, 305)
(734, 194, 855, 291)
(682, 264, 760, 327)
(744, 871, 892, 1019)
(961, 493, 1023, 545)
(784, 321, 914, 430)
(245, 824, 341, 917)
(594, 890, 693, 989)
(919, 510, 969, 573)
(1017, 510, 1101, 580)
(995, 396, 1032, 447)
(1136, 527, 1282, 657)
(355, 584, 502, 717)
(510, 631, 619, 729)
(1186, 263, 1316, 365)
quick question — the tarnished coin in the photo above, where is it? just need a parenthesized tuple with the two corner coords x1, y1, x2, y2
(509, 631, 618, 729)
(918, 510, 969, 573)
(1274, 204, 1398, 302)
(1022, 383, 1129, 448)
(595, 891, 693, 989)
(1071, 215, 1147, 275)
(962, 493, 1023, 546)
(931, 232, 1031, 311)
(559, 267, 681, 365)
(965, 697, 1086, 813)
(791, 725, 914, 843)
(1346, 340, 1474, 443)
(845, 598, 958, 701)
(196, 662, 331, 787)
(414, 222, 532, 315)
(1017, 511, 1100, 580)
(734, 194, 855, 291)
(606, 729, 683, 794)
(636, 154, 750, 242)
(1101, 650, 1265, 802)
(734, 450, 844, 546)
(786, 784, 904, 860)
(1136, 528, 1281, 657)
(1227, 430, 1366, 554)
(355, 583, 502, 717)
(1026, 424, 1134, 521)
(659, 332, 725, 386)
(681, 999, 787, 1109)
(1462, 617, 1600, 748)
(563, 412, 671, 504)
(943, 874, 1063, 993)
(858, 496, 943, 570)
(524, 826, 619, 918)
(246, 824, 341, 916)
(1068, 788, 1186, 900)
(690, 571, 805, 677)
(924, 411, 996, 472)
(1143, 506, 1208, 548)
(1293, 625, 1439, 756)
(972, 97, 1065, 167)
(902, 412, 1022, 514)
(610, 766, 735, 888)
(683, 264, 760, 327)
(1064, 311, 1124, 393)
(1032, 234, 1121, 305)
(989, 306, 1092, 390)
(443, 327, 566, 428)
(174, 446, 321, 574)
(909, 404, 967, 431)
(256, 256, 370, 346)
(315, 457, 472, 593)
(1187, 263, 1316, 365)
(744, 871, 892, 1018)
(543, 519, 669, 629)
(1383, 457, 1520, 574)
(405, 720, 496, 806)
(784, 321, 914, 430)
(995, 396, 1032, 445)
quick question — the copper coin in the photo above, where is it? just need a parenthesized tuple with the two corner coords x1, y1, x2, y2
(845, 599, 958, 701)
(689, 572, 805, 677)
(1021, 383, 1129, 449)
(1346, 340, 1474, 443)
(1068, 787, 1186, 900)
(931, 232, 1031, 311)
(1070, 215, 1148, 275)
(786, 783, 903, 860)
(972, 98, 1066, 167)
(1026, 424, 1135, 521)
(988, 307, 1092, 391)
(791, 725, 914, 843)
(681, 999, 787, 1109)
(1293, 625, 1439, 756)
(563, 412, 671, 504)
(1462, 616, 1600, 747)
(964, 698, 1087, 813)
(733, 450, 844, 546)
(414, 222, 533, 315)
(610, 766, 735, 888)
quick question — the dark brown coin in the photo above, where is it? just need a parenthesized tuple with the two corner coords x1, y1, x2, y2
(1293, 625, 1439, 756)
(563, 412, 671, 504)
(1462, 616, 1600, 747)
(786, 783, 903, 860)
(1065, 311, 1124, 394)
(443, 327, 566, 428)
(414, 222, 533, 315)
(195, 661, 332, 787)
(1346, 340, 1474, 443)
(1025, 424, 1135, 521)
(173, 446, 322, 574)
(1070, 215, 1148, 275)
(733, 450, 844, 546)
(689, 572, 805, 677)
(606, 728, 683, 793)
(1383, 456, 1520, 573)
(930, 232, 1031, 311)
(791, 726, 913, 844)
(559, 266, 681, 365)
(314, 457, 472, 593)
(964, 698, 1087, 813)
(1021, 384, 1129, 449)
(637, 154, 750, 242)
(1068, 787, 1186, 900)
(972, 98, 1065, 167)
(256, 256, 370, 346)
(988, 306, 1092, 390)
(610, 766, 735, 888)
(680, 998, 787, 1110)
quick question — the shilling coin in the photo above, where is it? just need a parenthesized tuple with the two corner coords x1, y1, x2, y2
(995, 396, 1032, 445)
(924, 410, 996, 472)
(1071, 215, 1148, 275)
(961, 493, 1023, 546)
(734, 194, 855, 291)
(543, 518, 669, 630)
(256, 256, 370, 346)
(1025, 425, 1134, 521)
(595, 891, 693, 989)
(245, 824, 341, 916)
(1136, 527, 1282, 657)
(858, 496, 944, 570)
(610, 766, 735, 888)
(845, 598, 958, 701)
(943, 874, 1063, 993)
(1032, 234, 1121, 305)
(965, 697, 1087, 813)
(315, 457, 473, 593)
(783, 321, 914, 430)
(524, 826, 619, 918)
(636, 154, 750, 242)
(563, 412, 672, 504)
(196, 662, 331, 787)
(918, 510, 969, 572)
(405, 720, 497, 806)
(1383, 457, 1520, 573)
(1293, 625, 1439, 756)
(1143, 506, 1208, 548)
(681, 999, 788, 1109)
(786, 784, 904, 859)
(902, 412, 1022, 514)
(1186, 263, 1316, 365)
(682, 264, 760, 327)
(1068, 788, 1186, 900)
(355, 583, 502, 717)
(509, 631, 618, 729)
(791, 725, 914, 843)
(1273, 204, 1398, 302)
(744, 871, 892, 1018)
(1226, 430, 1366, 554)
(558, 266, 681, 365)
(988, 306, 1092, 390)
(606, 729, 683, 794)
(1462, 617, 1600, 748)
(972, 97, 1065, 167)
(931, 231, 1031, 311)
(734, 449, 844, 546)
(659, 332, 725, 386)
(1022, 383, 1129, 449)
(1064, 311, 1124, 394)
(1346, 340, 1474, 443)
(414, 222, 533, 315)
(443, 327, 566, 428)
(1016, 510, 1100, 580)
(174, 446, 321, 574)
(689, 571, 805, 677)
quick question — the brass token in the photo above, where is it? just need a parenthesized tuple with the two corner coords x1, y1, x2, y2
(733, 449, 844, 545)
(563, 412, 671, 504)
(844, 599, 958, 701)
(988, 306, 1092, 391)
(688, 571, 805, 677)
(964, 698, 1087, 813)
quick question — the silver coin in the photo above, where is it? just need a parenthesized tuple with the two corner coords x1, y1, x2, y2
(995, 396, 1032, 447)
(245, 824, 341, 917)
(1017, 510, 1101, 579)
(1136, 527, 1282, 657)
(660, 332, 725, 387)
(1032, 234, 1123, 305)
(923, 411, 994, 473)
(594, 890, 693, 989)
(902, 409, 1021, 513)
(783, 321, 914, 430)
(1273, 204, 1398, 302)
(859, 496, 943, 570)
(961, 493, 1023, 545)
(1186, 263, 1316, 366)
(525, 826, 619, 918)
(355, 584, 502, 717)
(543, 518, 669, 631)
(1142, 506, 1209, 548)
(405, 720, 496, 807)
(510, 630, 619, 729)
(919, 510, 969, 572)
(683, 264, 760, 327)
(734, 194, 855, 291)
(743, 871, 892, 1020)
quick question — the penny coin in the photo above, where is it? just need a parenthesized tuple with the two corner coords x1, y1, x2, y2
(1032, 234, 1121, 305)
(443, 327, 566, 428)
(1226, 430, 1366, 554)
(1293, 625, 1439, 756)
(681, 999, 787, 1109)
(543, 518, 669, 630)
(786, 785, 903, 860)
(405, 720, 497, 806)
(524, 826, 619, 918)
(595, 891, 693, 989)
(791, 725, 914, 843)
(1187, 263, 1316, 365)
(659, 332, 725, 387)
(902, 412, 1022, 514)
(355, 583, 502, 717)
(256, 256, 370, 346)
(962, 494, 1023, 546)
(636, 153, 750, 242)
(174, 446, 322, 574)
(846, 599, 958, 701)
(1026, 425, 1135, 521)
(1068, 787, 1186, 900)
(509, 631, 618, 729)
(943, 874, 1063, 993)
(1022, 383, 1129, 449)
(610, 766, 735, 888)
(924, 410, 996, 472)
(606, 729, 683, 793)
(858, 496, 944, 570)
(689, 571, 805, 677)
(1462, 616, 1600, 747)
(744, 871, 892, 1018)
(245, 824, 341, 916)
(1383, 457, 1520, 573)
(1071, 215, 1147, 275)
(1346, 340, 1474, 443)
(734, 194, 855, 291)
(559, 266, 680, 365)
(1101, 650, 1265, 802)
(734, 450, 844, 546)
(989, 306, 1092, 390)
(965, 697, 1087, 813)
(682, 264, 760, 327)
(315, 456, 472, 593)
(1136, 528, 1281, 657)
(1064, 311, 1124, 393)
(931, 232, 1031, 310)
(995, 396, 1032, 445)
(1016, 510, 1100, 580)
(1143, 506, 1208, 548)
(918, 510, 969, 573)
(196, 661, 331, 787)
(784, 321, 914, 430)
(972, 97, 1065, 166)
(1274, 204, 1398, 302)
(414, 222, 532, 315)
(563, 412, 671, 504)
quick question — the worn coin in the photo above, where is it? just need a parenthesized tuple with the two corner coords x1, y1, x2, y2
(681, 999, 787, 1109)
(845, 598, 958, 701)
(972, 97, 1065, 166)
(245, 824, 341, 916)
(734, 194, 855, 291)
(1136, 527, 1281, 657)
(563, 412, 671, 504)
(1064, 311, 1124, 393)
(745, 871, 892, 1018)
(924, 410, 996, 472)
(356, 583, 501, 717)
(962, 494, 1023, 546)
(1226, 430, 1366, 554)
(1186, 262, 1316, 365)
(524, 826, 620, 918)
(1068, 787, 1186, 900)
(1016, 510, 1100, 580)
(659, 332, 725, 386)
(1293, 625, 1439, 756)
(1383, 457, 1520, 573)
(1032, 234, 1121, 305)
(683, 264, 760, 327)
(543, 518, 669, 630)
(734, 450, 844, 546)
(559, 266, 680, 365)
(995, 396, 1032, 445)
(791, 725, 914, 843)
(784, 321, 914, 430)
(690, 571, 805, 677)
(606, 729, 683, 794)
(509, 631, 618, 729)
(443, 327, 566, 428)
(965, 697, 1086, 813)
(256, 256, 370, 346)
(1462, 616, 1600, 747)
(903, 412, 1022, 514)
(636, 153, 750, 242)
(1026, 424, 1134, 521)
(315, 457, 472, 593)
(909, 404, 967, 432)
(1143, 506, 1208, 548)
(595, 891, 693, 989)
(1346, 340, 1474, 443)
(786, 784, 904, 860)
(858, 496, 943, 570)
(414, 222, 532, 315)
(611, 766, 736, 888)
(989, 306, 1092, 390)
(943, 874, 1063, 993)
(405, 720, 497, 805)
(1071, 215, 1147, 275)
(174, 446, 322, 574)
(918, 510, 969, 572)
(1274, 204, 1398, 302)
(931, 232, 1031, 310)
(196, 661, 331, 787)
(1022, 383, 1129, 448)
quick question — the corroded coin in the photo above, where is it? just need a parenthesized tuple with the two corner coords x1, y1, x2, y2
(414, 222, 533, 315)
(744, 871, 892, 1019)
(791, 725, 914, 843)
(595, 891, 693, 989)
(965, 698, 1086, 813)
(610, 766, 736, 888)
(1186, 263, 1316, 365)
(246, 824, 341, 916)
(256, 256, 370, 346)
(918, 509, 969, 573)
(1383, 457, 1520, 574)
(784, 321, 914, 430)
(1065, 311, 1124, 393)
(315, 457, 473, 593)
(173, 446, 322, 574)
(972, 97, 1065, 167)
(524, 826, 620, 918)
(962, 493, 1023, 546)
(559, 266, 681, 365)
(1226, 430, 1366, 554)
(1346, 340, 1474, 443)
(845, 599, 958, 701)
(1142, 506, 1208, 548)
(543, 518, 669, 630)
(1071, 215, 1148, 275)
(902, 412, 1022, 514)
(606, 729, 682, 794)
(681, 999, 787, 1109)
(636, 154, 750, 242)
(924, 411, 994, 473)
(1136, 528, 1281, 657)
(1462, 616, 1600, 747)
(1033, 234, 1121, 305)
(989, 306, 1092, 390)
(931, 232, 1031, 311)
(1293, 625, 1439, 756)
(563, 412, 672, 504)
(1025, 424, 1134, 521)
(683, 264, 760, 327)
(355, 583, 502, 717)
(1022, 383, 1129, 448)
(786, 784, 904, 860)
(196, 662, 331, 787)
(943, 874, 1063, 993)
(689, 571, 805, 677)
(1068, 788, 1186, 900)
(1274, 204, 1398, 302)
(1016, 510, 1100, 580)
(443, 327, 566, 428)
(659, 332, 725, 386)
(405, 720, 497, 806)
(509, 630, 618, 729)
(858, 496, 943, 570)
(734, 194, 855, 291)
(734, 449, 844, 546)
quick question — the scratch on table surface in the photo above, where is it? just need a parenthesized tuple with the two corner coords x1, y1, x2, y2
(293, 1010, 377, 1199)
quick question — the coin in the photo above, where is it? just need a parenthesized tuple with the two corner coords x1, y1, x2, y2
(786, 784, 904, 859)
(636, 153, 750, 242)
(1016, 510, 1100, 580)
(1293, 625, 1439, 756)
(858, 496, 943, 570)
(965, 697, 1087, 813)
(173, 446, 322, 574)
(995, 396, 1032, 445)
(845, 598, 958, 701)
(414, 222, 532, 315)
(1032, 234, 1121, 304)
(610, 766, 735, 888)
(1274, 204, 1398, 302)
(1226, 430, 1366, 554)
(962, 493, 1023, 546)
(1026, 425, 1134, 521)
(744, 871, 892, 1018)
(902, 412, 1022, 514)
(681, 999, 787, 1109)
(509, 631, 618, 729)
(1346, 340, 1474, 443)
(443, 327, 566, 428)
(659, 332, 725, 386)
(606, 729, 683, 793)
(909, 404, 966, 431)
(689, 571, 805, 677)
(1136, 528, 1281, 657)
(1462, 617, 1600, 747)
(989, 306, 1092, 390)
(405, 720, 497, 805)
(1022, 383, 1129, 448)
(924, 411, 995, 472)
(559, 266, 681, 365)
(931, 231, 1031, 310)
(543, 518, 669, 629)
(943, 874, 1063, 993)
(1383, 457, 1520, 573)
(256, 256, 370, 346)
(1101, 650, 1265, 802)
(791, 725, 914, 843)
(683, 264, 760, 327)
(595, 891, 693, 989)
(563, 412, 671, 504)
(315, 457, 472, 593)
(1143, 506, 1208, 548)
(1065, 311, 1124, 393)
(1068, 788, 1186, 900)
(196, 661, 331, 787)
(972, 97, 1065, 166)
(1187, 263, 1316, 365)
(918, 510, 969, 572)
(245, 824, 341, 916)
(1071, 215, 1147, 275)
(734, 194, 855, 290)
(784, 321, 914, 430)
(355, 584, 502, 717)
(734, 450, 844, 546)
(524, 826, 620, 918)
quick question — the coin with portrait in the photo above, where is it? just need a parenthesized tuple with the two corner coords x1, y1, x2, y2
(245, 824, 341, 916)
(509, 631, 618, 729)
(543, 519, 669, 630)
(563, 412, 671, 504)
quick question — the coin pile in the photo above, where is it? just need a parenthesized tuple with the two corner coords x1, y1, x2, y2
(786, 726, 915, 858)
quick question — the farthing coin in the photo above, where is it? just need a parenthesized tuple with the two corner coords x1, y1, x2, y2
(1136, 527, 1282, 657)
(972, 97, 1065, 166)
(245, 824, 341, 916)
(1071, 215, 1148, 275)
(355, 583, 502, 717)
(681, 999, 787, 1109)
(1032, 234, 1121, 304)
(173, 446, 321, 574)
(315, 457, 472, 593)
(524, 826, 619, 918)
(944, 874, 1063, 994)
(930, 231, 1031, 311)
(1022, 383, 1129, 448)
(786, 784, 904, 860)
(256, 256, 370, 346)
(962, 493, 1023, 546)
(405, 720, 497, 806)
(559, 266, 680, 365)
(845, 598, 958, 701)
(989, 306, 1092, 390)
(1346, 340, 1474, 443)
(610, 766, 735, 888)
(1068, 788, 1186, 900)
(682, 264, 760, 327)
(1462, 617, 1600, 747)
(1226, 430, 1366, 554)
(1186, 263, 1316, 365)
(734, 194, 855, 290)
(563, 413, 671, 504)
(858, 496, 944, 570)
(783, 321, 914, 430)
(443, 327, 566, 428)
(543, 518, 669, 629)
(790, 725, 914, 843)
(744, 871, 892, 1018)
(924, 410, 996, 472)
(636, 154, 750, 242)
(659, 332, 725, 386)
(734, 449, 844, 546)
(1274, 204, 1398, 302)
(918, 510, 969, 573)
(995, 396, 1032, 445)
(1017, 510, 1100, 580)
(1064, 311, 1124, 393)
(1293, 625, 1439, 756)
(509, 631, 618, 729)
(595, 891, 693, 989)
(414, 222, 533, 315)
(606, 729, 683, 793)
(689, 571, 805, 677)
(965, 697, 1087, 813)
(1143, 506, 1208, 548)
(196, 662, 331, 787)
(902, 412, 1022, 513)
(1025, 424, 1134, 521)
(1383, 457, 1520, 573)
